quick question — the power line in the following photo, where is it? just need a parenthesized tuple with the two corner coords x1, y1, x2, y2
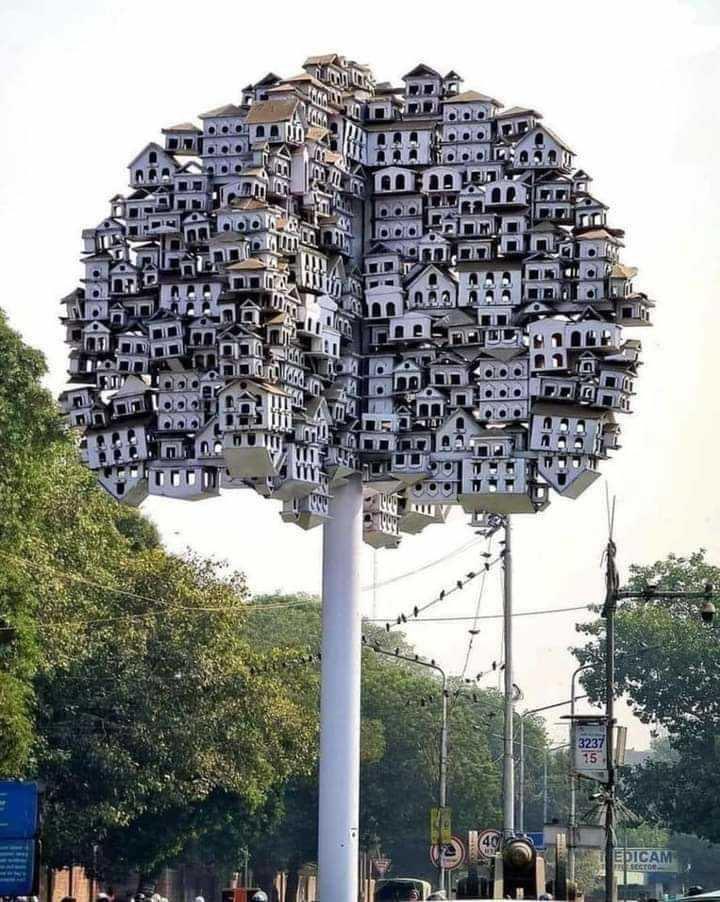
(0, 549, 318, 619)
(361, 537, 482, 592)
(367, 603, 592, 624)
(381, 554, 502, 631)
(457, 535, 495, 686)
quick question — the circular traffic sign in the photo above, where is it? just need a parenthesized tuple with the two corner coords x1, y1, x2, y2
(477, 828, 502, 860)
(430, 835, 466, 870)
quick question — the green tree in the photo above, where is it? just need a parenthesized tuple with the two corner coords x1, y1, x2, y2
(35, 553, 318, 878)
(573, 550, 720, 843)
(0, 311, 320, 882)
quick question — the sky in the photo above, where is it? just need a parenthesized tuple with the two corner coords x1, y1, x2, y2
(1, 0, 719, 750)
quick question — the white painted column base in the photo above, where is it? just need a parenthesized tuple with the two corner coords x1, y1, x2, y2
(318, 477, 363, 902)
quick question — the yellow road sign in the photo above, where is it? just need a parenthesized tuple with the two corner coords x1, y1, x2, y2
(430, 807, 452, 844)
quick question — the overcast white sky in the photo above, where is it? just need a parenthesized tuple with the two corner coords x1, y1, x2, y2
(1, 0, 719, 748)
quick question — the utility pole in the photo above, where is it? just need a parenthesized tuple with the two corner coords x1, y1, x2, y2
(603, 537, 619, 902)
(440, 672, 449, 897)
(599, 540, 716, 902)
(503, 515, 514, 837)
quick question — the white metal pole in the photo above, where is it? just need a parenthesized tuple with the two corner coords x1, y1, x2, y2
(503, 515, 515, 837)
(519, 716, 525, 833)
(318, 477, 363, 902)
(439, 672, 449, 895)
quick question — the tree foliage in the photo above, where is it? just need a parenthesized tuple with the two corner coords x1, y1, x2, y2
(573, 550, 720, 843)
(0, 311, 318, 877)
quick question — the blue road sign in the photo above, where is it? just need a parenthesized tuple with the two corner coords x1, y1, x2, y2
(524, 832, 546, 850)
(0, 780, 38, 839)
(0, 781, 39, 838)
(0, 838, 36, 895)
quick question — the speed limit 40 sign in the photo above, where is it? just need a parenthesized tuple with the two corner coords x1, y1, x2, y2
(476, 828, 502, 860)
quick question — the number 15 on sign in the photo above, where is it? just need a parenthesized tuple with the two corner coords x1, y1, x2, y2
(574, 723, 607, 774)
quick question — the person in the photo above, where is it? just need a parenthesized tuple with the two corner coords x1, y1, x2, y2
(408, 891, 420, 901)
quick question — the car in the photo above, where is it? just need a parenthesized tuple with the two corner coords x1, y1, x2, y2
(374, 877, 433, 900)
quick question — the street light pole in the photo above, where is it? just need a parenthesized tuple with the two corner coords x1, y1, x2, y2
(515, 735, 569, 832)
(518, 697, 586, 834)
(369, 642, 449, 894)
(569, 664, 594, 886)
(502, 516, 514, 838)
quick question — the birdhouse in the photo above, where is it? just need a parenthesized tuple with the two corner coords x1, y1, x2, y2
(61, 52, 650, 544)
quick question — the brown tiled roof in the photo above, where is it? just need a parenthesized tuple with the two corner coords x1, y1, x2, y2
(246, 99, 299, 124)
(445, 89, 501, 105)
(161, 122, 202, 134)
(199, 103, 244, 119)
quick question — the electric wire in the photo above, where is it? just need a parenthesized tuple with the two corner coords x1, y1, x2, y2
(360, 536, 482, 591)
(366, 603, 592, 624)
(382, 553, 503, 631)
(457, 534, 495, 686)
(0, 549, 318, 617)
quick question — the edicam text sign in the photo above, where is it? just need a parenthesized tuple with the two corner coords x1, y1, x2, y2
(614, 848, 679, 873)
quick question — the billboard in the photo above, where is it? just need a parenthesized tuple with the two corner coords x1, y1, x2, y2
(0, 838, 36, 896)
(614, 849, 679, 873)
(0, 782, 39, 839)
